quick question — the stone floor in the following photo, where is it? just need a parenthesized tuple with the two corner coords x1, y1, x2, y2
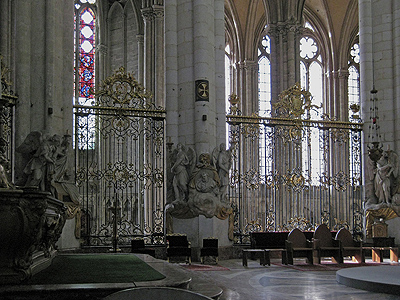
(2, 255, 400, 299)
(183, 258, 400, 300)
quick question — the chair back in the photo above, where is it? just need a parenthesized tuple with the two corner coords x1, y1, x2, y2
(203, 238, 218, 248)
(131, 238, 145, 249)
(287, 228, 308, 248)
(166, 234, 189, 247)
(313, 224, 333, 246)
(335, 228, 354, 247)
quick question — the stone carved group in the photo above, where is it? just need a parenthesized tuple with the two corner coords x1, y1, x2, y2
(16, 131, 76, 198)
(167, 143, 233, 223)
(365, 146, 400, 213)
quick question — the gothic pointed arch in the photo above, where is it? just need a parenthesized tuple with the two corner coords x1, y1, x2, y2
(108, 2, 125, 73)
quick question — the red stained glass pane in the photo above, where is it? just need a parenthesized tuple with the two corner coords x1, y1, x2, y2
(78, 7, 95, 99)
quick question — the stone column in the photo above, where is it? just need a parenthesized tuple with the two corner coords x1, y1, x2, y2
(269, 22, 302, 105)
(96, 44, 108, 84)
(136, 34, 144, 84)
(141, 5, 164, 107)
(11, 0, 73, 183)
(337, 69, 350, 121)
(165, 0, 231, 257)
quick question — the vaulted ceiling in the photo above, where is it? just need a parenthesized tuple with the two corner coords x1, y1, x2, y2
(225, 0, 358, 51)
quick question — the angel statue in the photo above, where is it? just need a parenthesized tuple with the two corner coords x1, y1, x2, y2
(170, 143, 196, 203)
(212, 143, 232, 203)
(16, 132, 60, 194)
(375, 149, 399, 204)
(365, 147, 400, 209)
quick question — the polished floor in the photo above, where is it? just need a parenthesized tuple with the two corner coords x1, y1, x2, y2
(183, 258, 400, 300)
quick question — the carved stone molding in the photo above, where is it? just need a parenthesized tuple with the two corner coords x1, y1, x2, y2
(141, 6, 164, 21)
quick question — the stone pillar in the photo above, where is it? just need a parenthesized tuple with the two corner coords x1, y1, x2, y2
(235, 61, 258, 115)
(141, 4, 164, 107)
(96, 44, 108, 84)
(11, 0, 73, 183)
(269, 22, 302, 104)
(136, 34, 144, 84)
(359, 0, 400, 242)
(337, 69, 350, 121)
(165, 0, 231, 256)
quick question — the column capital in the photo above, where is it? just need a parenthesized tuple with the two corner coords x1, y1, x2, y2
(268, 21, 303, 39)
(237, 60, 258, 70)
(96, 43, 107, 54)
(141, 5, 164, 21)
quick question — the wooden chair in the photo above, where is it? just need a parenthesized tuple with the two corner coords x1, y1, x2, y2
(313, 224, 343, 264)
(285, 228, 314, 265)
(335, 228, 364, 263)
(131, 238, 156, 257)
(166, 234, 192, 264)
(200, 238, 218, 264)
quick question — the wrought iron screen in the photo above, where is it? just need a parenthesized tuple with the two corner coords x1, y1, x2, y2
(74, 68, 166, 247)
(227, 87, 363, 244)
(0, 55, 16, 184)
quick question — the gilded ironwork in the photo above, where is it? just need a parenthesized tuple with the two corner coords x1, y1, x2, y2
(273, 82, 317, 119)
(74, 68, 165, 247)
(228, 84, 364, 242)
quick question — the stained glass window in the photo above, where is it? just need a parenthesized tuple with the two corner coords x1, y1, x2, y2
(74, 0, 96, 150)
(74, 1, 96, 106)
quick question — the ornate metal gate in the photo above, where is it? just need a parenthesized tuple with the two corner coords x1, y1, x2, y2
(74, 68, 166, 247)
(227, 84, 364, 243)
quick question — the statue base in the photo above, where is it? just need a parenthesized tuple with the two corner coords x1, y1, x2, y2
(172, 215, 233, 261)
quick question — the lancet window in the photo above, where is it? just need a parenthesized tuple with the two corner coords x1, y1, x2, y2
(74, 0, 97, 149)
(258, 33, 271, 175)
(300, 23, 324, 185)
(348, 41, 360, 120)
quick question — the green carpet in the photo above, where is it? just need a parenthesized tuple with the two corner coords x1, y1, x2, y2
(27, 254, 166, 284)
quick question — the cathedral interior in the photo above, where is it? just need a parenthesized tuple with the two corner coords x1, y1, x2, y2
(1, 0, 400, 299)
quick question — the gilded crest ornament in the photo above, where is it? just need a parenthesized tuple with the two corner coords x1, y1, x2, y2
(273, 82, 318, 119)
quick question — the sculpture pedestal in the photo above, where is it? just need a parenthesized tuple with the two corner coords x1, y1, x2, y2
(173, 216, 233, 261)
(0, 189, 66, 284)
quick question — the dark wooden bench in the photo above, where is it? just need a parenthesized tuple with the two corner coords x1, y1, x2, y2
(243, 231, 338, 266)
(245, 232, 302, 265)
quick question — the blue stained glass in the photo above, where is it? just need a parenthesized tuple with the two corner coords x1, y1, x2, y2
(82, 69, 93, 81)
(81, 85, 91, 97)
(81, 55, 93, 67)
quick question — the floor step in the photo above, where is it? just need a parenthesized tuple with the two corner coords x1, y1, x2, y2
(188, 280, 223, 300)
